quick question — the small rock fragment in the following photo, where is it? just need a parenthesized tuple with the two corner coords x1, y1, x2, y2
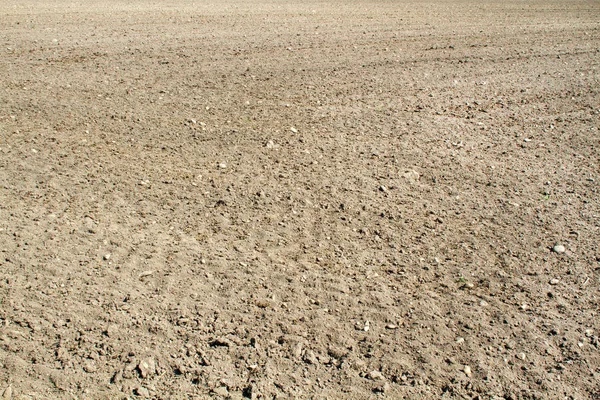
(549, 278, 559, 285)
(368, 370, 384, 380)
(463, 365, 472, 376)
(103, 254, 111, 261)
(303, 351, 318, 365)
(552, 244, 566, 253)
(456, 337, 465, 344)
(265, 140, 275, 149)
(138, 357, 156, 379)
(83, 360, 98, 373)
(517, 352, 526, 360)
(379, 185, 388, 192)
(290, 127, 298, 133)
(402, 169, 420, 184)
(134, 386, 150, 398)
(106, 324, 119, 338)
(385, 323, 398, 330)
(585, 329, 594, 337)
(218, 162, 227, 169)
(2, 386, 12, 400)
(293, 342, 303, 358)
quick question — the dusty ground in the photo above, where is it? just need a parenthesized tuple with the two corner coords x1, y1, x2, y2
(0, 0, 599, 398)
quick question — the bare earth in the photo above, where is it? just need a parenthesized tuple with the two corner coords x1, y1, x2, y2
(1, 0, 599, 398)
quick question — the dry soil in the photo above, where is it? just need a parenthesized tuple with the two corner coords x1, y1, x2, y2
(1, 0, 600, 399)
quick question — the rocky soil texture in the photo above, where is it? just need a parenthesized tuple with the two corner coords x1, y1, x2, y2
(1, 0, 599, 398)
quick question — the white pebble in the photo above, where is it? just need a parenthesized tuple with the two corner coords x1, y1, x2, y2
(552, 244, 566, 253)
(463, 365, 472, 376)
(585, 329, 593, 337)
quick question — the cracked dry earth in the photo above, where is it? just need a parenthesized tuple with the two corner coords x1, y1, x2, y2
(1, 0, 600, 399)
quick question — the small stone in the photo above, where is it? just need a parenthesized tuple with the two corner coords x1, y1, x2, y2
(290, 127, 298, 133)
(379, 185, 388, 192)
(402, 169, 420, 184)
(479, 300, 488, 307)
(218, 163, 227, 169)
(456, 337, 465, 344)
(552, 244, 566, 253)
(293, 342, 303, 358)
(265, 140, 275, 149)
(517, 353, 526, 360)
(549, 278, 559, 285)
(138, 357, 156, 378)
(364, 320, 370, 332)
(520, 303, 528, 310)
(2, 386, 12, 400)
(134, 386, 150, 398)
(368, 370, 384, 380)
(83, 360, 98, 373)
(103, 254, 111, 261)
(463, 365, 472, 376)
(585, 329, 594, 337)
(106, 324, 118, 337)
(303, 351, 318, 365)
(385, 324, 398, 330)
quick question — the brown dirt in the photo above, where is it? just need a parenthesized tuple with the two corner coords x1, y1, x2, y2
(1, 0, 599, 399)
